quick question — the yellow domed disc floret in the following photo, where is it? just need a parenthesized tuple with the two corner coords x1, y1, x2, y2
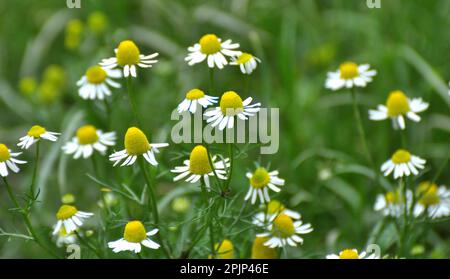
(220, 91, 244, 116)
(76, 125, 99, 145)
(271, 214, 295, 238)
(339, 249, 359, 259)
(215, 239, 234, 259)
(417, 181, 440, 206)
(86, 65, 107, 84)
(251, 236, 278, 259)
(116, 40, 141, 66)
(385, 191, 400, 204)
(391, 149, 411, 164)
(56, 205, 78, 220)
(188, 145, 212, 175)
(266, 200, 285, 215)
(250, 167, 270, 189)
(123, 221, 147, 243)
(27, 125, 46, 138)
(386, 90, 410, 117)
(124, 127, 150, 155)
(235, 53, 253, 65)
(339, 62, 359, 79)
(186, 89, 205, 100)
(0, 144, 11, 162)
(199, 34, 221, 55)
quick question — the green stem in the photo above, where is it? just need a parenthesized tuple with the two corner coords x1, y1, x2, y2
(223, 143, 234, 191)
(126, 76, 141, 127)
(30, 141, 40, 200)
(74, 230, 102, 258)
(103, 98, 112, 129)
(200, 177, 216, 258)
(2, 177, 60, 258)
(431, 152, 450, 184)
(350, 89, 374, 166)
(138, 158, 172, 258)
(209, 68, 215, 95)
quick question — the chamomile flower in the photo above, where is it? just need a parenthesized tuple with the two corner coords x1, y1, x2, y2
(52, 205, 93, 235)
(381, 149, 426, 179)
(251, 236, 278, 259)
(0, 144, 26, 177)
(326, 248, 378, 259)
(252, 200, 301, 228)
(76, 65, 122, 100)
(62, 125, 116, 159)
(413, 182, 450, 219)
(325, 62, 377, 91)
(374, 189, 413, 217)
(109, 127, 168, 167)
(245, 167, 285, 204)
(171, 145, 229, 189)
(100, 40, 158, 78)
(204, 91, 261, 130)
(54, 227, 77, 247)
(230, 52, 261, 74)
(257, 213, 313, 248)
(185, 34, 241, 69)
(177, 88, 218, 114)
(17, 125, 59, 150)
(108, 221, 160, 254)
(214, 239, 235, 259)
(369, 90, 429, 130)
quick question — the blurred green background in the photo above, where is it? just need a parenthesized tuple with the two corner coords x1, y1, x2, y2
(0, 0, 449, 258)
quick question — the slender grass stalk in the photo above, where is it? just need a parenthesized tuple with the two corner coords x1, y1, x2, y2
(126, 76, 141, 127)
(2, 177, 60, 258)
(137, 158, 172, 258)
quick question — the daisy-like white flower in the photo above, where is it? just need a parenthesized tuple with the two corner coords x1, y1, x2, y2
(54, 226, 77, 247)
(374, 189, 413, 218)
(17, 125, 59, 150)
(171, 145, 229, 189)
(100, 40, 158, 78)
(108, 221, 160, 254)
(257, 213, 313, 248)
(245, 167, 285, 204)
(252, 200, 300, 228)
(230, 52, 261, 74)
(52, 205, 93, 235)
(76, 65, 122, 100)
(413, 181, 450, 219)
(251, 236, 278, 259)
(0, 144, 26, 177)
(369, 90, 429, 130)
(326, 248, 379, 259)
(185, 34, 241, 69)
(381, 149, 426, 179)
(325, 62, 377, 91)
(109, 127, 168, 167)
(177, 88, 218, 114)
(62, 125, 116, 159)
(204, 91, 261, 130)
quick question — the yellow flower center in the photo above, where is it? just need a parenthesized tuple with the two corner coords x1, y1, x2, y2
(251, 236, 278, 259)
(56, 205, 78, 220)
(266, 200, 286, 215)
(386, 90, 410, 117)
(123, 221, 147, 243)
(116, 40, 141, 66)
(385, 191, 401, 204)
(0, 144, 11, 162)
(391, 149, 411, 164)
(339, 249, 359, 259)
(124, 127, 150, 155)
(235, 53, 253, 64)
(250, 167, 270, 189)
(27, 125, 47, 138)
(417, 181, 440, 206)
(199, 34, 221, 55)
(339, 62, 359, 79)
(86, 65, 107, 84)
(188, 145, 212, 175)
(76, 125, 99, 145)
(215, 239, 234, 259)
(220, 91, 244, 116)
(272, 214, 295, 238)
(186, 88, 205, 100)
